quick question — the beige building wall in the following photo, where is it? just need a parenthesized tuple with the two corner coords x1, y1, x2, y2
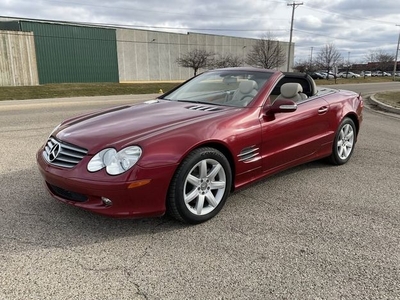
(0, 30, 39, 86)
(117, 29, 292, 82)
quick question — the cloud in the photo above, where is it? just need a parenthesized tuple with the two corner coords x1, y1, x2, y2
(0, 0, 399, 63)
(296, 15, 323, 31)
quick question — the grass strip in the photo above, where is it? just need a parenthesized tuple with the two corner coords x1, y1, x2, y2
(0, 77, 398, 101)
(0, 82, 181, 101)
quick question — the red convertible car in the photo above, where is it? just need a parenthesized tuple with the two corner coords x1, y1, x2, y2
(37, 68, 363, 224)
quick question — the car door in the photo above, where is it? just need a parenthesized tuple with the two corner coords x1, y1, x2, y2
(260, 96, 332, 172)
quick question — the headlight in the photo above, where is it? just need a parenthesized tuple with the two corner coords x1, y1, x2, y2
(87, 146, 142, 175)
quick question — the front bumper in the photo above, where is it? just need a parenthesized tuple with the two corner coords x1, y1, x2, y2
(37, 149, 177, 218)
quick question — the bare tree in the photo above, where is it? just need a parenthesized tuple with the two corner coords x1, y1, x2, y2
(246, 33, 286, 69)
(176, 49, 214, 76)
(365, 49, 394, 71)
(210, 53, 243, 69)
(294, 59, 311, 73)
(315, 43, 341, 79)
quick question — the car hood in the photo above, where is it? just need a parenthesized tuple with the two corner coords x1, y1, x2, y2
(55, 99, 233, 153)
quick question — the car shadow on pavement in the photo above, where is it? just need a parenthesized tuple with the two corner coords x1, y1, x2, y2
(231, 158, 334, 195)
(0, 166, 184, 252)
(1, 159, 343, 253)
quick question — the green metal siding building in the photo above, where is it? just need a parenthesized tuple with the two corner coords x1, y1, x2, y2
(1, 18, 294, 85)
(0, 20, 119, 84)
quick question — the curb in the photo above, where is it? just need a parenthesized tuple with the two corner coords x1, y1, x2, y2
(368, 94, 400, 115)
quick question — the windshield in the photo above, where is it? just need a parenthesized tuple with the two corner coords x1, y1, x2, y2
(162, 69, 273, 107)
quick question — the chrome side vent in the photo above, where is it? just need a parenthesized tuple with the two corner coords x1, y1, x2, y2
(238, 146, 260, 162)
(43, 137, 88, 168)
(187, 105, 221, 112)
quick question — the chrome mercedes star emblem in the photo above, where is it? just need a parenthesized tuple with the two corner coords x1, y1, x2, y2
(49, 143, 61, 162)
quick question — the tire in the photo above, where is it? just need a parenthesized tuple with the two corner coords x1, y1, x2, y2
(329, 117, 356, 165)
(167, 147, 232, 224)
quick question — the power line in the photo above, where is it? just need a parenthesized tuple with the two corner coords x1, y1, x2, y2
(33, 0, 289, 22)
(293, 29, 372, 44)
(1, 15, 397, 61)
(14, 0, 398, 27)
(0, 15, 288, 34)
(304, 4, 398, 27)
(0, 30, 266, 48)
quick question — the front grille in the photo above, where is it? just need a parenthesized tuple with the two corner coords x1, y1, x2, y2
(43, 137, 88, 168)
(47, 183, 88, 202)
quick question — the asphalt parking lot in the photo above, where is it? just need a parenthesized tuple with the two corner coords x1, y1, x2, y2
(0, 86, 399, 299)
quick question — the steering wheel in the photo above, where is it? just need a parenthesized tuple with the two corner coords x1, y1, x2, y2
(224, 91, 233, 102)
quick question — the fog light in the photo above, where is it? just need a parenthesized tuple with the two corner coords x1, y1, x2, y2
(101, 197, 113, 206)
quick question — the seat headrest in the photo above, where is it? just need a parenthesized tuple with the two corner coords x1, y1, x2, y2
(280, 83, 303, 98)
(223, 76, 238, 84)
(239, 80, 258, 94)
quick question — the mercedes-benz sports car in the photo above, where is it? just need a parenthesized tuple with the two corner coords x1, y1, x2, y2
(37, 67, 363, 224)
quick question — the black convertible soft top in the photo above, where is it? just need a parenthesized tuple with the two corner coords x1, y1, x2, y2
(271, 72, 318, 97)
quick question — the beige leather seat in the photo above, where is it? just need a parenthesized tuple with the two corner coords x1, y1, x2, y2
(276, 83, 308, 102)
(230, 80, 258, 105)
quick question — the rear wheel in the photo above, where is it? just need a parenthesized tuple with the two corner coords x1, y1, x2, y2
(329, 117, 356, 165)
(167, 147, 232, 224)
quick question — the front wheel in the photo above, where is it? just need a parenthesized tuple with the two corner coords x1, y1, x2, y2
(328, 117, 356, 165)
(167, 147, 232, 224)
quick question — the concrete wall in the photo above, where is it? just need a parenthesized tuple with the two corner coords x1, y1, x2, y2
(0, 24, 292, 85)
(117, 29, 291, 82)
(117, 29, 192, 82)
(0, 30, 39, 86)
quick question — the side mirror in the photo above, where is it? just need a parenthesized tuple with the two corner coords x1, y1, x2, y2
(265, 99, 297, 116)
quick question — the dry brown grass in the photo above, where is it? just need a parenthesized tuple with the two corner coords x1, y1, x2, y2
(0, 76, 398, 101)
(314, 76, 397, 85)
(374, 91, 400, 108)
(0, 82, 181, 101)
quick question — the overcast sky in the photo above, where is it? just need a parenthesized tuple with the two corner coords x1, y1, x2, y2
(1, 0, 399, 64)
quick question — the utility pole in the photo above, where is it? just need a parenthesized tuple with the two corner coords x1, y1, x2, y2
(393, 25, 400, 81)
(346, 51, 350, 77)
(310, 46, 313, 71)
(287, 1, 303, 72)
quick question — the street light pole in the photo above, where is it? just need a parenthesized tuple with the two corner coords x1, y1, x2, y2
(287, 1, 303, 72)
(393, 25, 400, 81)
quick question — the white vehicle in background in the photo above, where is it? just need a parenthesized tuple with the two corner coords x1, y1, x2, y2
(338, 71, 361, 78)
(372, 71, 391, 77)
(319, 72, 335, 79)
(361, 71, 372, 77)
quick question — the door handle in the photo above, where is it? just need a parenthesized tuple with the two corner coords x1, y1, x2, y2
(318, 106, 328, 114)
